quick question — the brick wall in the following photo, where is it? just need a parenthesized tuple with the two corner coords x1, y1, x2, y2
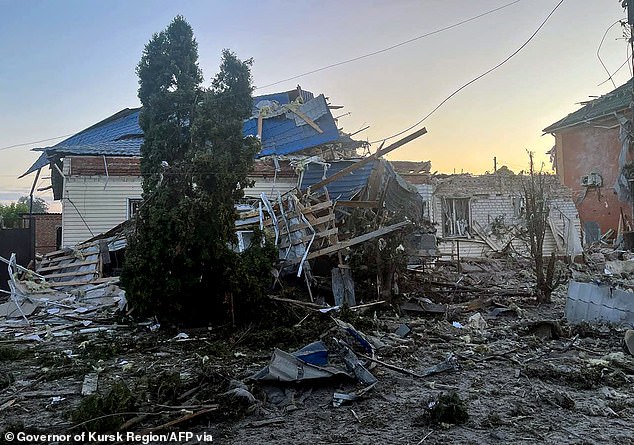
(21, 213, 62, 255)
(66, 156, 141, 176)
(556, 125, 629, 234)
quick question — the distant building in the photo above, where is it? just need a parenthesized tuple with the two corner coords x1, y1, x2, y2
(543, 79, 634, 240)
(392, 162, 582, 258)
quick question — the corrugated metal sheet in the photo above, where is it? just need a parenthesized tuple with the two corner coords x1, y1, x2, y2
(299, 159, 377, 201)
(244, 178, 297, 199)
(381, 160, 424, 221)
(62, 177, 142, 246)
(21, 151, 51, 177)
(566, 281, 634, 325)
(245, 95, 341, 157)
(58, 108, 142, 148)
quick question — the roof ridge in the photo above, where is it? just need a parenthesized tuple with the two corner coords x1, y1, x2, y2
(543, 78, 633, 133)
(53, 107, 141, 147)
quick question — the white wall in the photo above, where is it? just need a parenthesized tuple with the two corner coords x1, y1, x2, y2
(244, 177, 297, 200)
(61, 171, 296, 246)
(62, 176, 142, 246)
(414, 184, 434, 221)
(432, 192, 581, 258)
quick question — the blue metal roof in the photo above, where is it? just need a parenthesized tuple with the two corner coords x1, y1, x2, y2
(55, 108, 143, 149)
(300, 159, 377, 201)
(22, 89, 346, 176)
(244, 95, 341, 157)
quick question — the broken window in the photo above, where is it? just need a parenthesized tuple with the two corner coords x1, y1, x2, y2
(512, 196, 525, 217)
(442, 198, 470, 237)
(127, 198, 143, 219)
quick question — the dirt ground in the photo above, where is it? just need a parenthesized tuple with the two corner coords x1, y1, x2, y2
(1, 263, 633, 445)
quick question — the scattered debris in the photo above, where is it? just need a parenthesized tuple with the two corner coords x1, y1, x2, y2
(395, 323, 411, 338)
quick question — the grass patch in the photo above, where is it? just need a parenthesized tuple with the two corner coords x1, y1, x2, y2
(70, 380, 137, 432)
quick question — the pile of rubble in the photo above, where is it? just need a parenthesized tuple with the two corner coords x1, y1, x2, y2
(0, 252, 631, 443)
(0, 236, 127, 342)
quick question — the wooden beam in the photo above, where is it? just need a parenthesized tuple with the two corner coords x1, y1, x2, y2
(308, 127, 427, 192)
(257, 112, 263, 139)
(40, 270, 98, 279)
(48, 277, 119, 288)
(278, 228, 338, 249)
(300, 200, 333, 214)
(334, 200, 379, 209)
(284, 220, 411, 265)
(288, 108, 323, 133)
(38, 259, 99, 273)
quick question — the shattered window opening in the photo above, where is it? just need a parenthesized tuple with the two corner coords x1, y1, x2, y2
(512, 196, 526, 217)
(442, 197, 470, 237)
(127, 198, 143, 219)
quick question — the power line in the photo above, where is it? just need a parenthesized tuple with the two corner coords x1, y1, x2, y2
(596, 19, 626, 90)
(0, 1, 524, 153)
(597, 50, 632, 87)
(257, 0, 524, 91)
(370, 0, 566, 144)
(0, 134, 74, 152)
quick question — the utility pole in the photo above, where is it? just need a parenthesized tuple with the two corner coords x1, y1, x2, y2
(493, 156, 497, 173)
(626, 0, 634, 221)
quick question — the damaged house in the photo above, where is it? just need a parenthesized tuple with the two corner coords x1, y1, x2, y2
(544, 78, 634, 242)
(16, 86, 426, 307)
(392, 163, 583, 259)
(20, 87, 370, 247)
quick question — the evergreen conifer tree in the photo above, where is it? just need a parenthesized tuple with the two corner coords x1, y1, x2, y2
(122, 17, 273, 325)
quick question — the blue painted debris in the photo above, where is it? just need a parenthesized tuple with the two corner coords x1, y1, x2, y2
(292, 341, 328, 366)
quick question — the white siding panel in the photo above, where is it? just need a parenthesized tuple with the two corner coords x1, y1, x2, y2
(244, 178, 297, 199)
(414, 184, 434, 221)
(62, 176, 142, 246)
(437, 239, 493, 259)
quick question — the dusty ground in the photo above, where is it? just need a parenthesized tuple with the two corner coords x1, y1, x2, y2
(0, 262, 633, 445)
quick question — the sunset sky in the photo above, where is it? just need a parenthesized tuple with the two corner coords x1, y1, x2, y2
(0, 0, 630, 205)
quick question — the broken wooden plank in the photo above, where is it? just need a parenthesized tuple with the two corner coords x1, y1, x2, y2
(300, 200, 333, 214)
(334, 200, 379, 208)
(81, 373, 99, 396)
(278, 228, 338, 249)
(308, 128, 427, 192)
(140, 406, 218, 434)
(247, 417, 285, 428)
(38, 269, 99, 279)
(21, 389, 79, 398)
(471, 221, 503, 252)
(39, 252, 98, 267)
(268, 296, 323, 309)
(288, 108, 323, 133)
(285, 220, 411, 265)
(288, 214, 333, 231)
(38, 259, 99, 273)
(48, 277, 119, 288)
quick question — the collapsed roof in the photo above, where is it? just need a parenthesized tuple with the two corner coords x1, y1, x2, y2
(21, 87, 365, 178)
